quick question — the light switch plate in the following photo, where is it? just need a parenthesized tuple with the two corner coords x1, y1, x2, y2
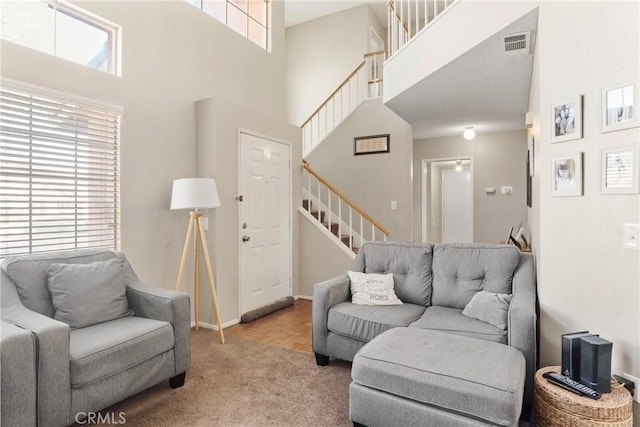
(201, 217, 209, 231)
(390, 201, 397, 210)
(623, 223, 639, 249)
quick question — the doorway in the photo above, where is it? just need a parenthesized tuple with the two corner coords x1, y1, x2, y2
(238, 131, 292, 316)
(421, 158, 473, 243)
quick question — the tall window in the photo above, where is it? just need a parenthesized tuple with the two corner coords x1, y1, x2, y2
(0, 82, 121, 257)
(0, 0, 120, 75)
(189, 0, 269, 51)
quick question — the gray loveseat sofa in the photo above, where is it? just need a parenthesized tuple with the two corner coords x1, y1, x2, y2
(1, 249, 191, 426)
(312, 241, 537, 416)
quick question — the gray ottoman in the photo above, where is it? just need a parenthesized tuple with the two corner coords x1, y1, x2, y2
(350, 328, 525, 427)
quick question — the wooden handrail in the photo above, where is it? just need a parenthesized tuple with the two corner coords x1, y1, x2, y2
(301, 61, 365, 127)
(303, 162, 389, 237)
(301, 50, 388, 128)
(364, 49, 387, 58)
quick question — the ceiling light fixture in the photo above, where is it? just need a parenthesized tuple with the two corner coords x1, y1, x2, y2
(463, 126, 475, 140)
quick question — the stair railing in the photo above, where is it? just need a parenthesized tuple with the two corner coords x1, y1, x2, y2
(301, 50, 386, 157)
(302, 161, 389, 253)
(387, 0, 458, 57)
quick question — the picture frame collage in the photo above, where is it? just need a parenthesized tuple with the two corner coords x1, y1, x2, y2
(549, 80, 639, 197)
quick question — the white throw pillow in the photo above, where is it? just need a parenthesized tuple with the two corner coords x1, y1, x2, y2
(348, 271, 402, 306)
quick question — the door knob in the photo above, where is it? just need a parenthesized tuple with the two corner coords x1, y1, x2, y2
(242, 236, 251, 242)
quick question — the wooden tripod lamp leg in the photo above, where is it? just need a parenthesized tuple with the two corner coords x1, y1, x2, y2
(196, 216, 225, 344)
(175, 214, 195, 291)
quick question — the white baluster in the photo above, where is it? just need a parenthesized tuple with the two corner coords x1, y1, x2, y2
(349, 207, 353, 251)
(371, 224, 375, 243)
(360, 217, 364, 247)
(338, 198, 342, 239)
(328, 190, 332, 235)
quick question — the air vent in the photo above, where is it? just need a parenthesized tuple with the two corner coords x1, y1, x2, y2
(502, 31, 531, 55)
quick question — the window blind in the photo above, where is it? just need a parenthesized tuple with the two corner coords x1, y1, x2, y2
(0, 83, 121, 257)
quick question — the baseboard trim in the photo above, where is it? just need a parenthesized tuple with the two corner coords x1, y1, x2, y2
(193, 319, 240, 330)
(295, 295, 312, 301)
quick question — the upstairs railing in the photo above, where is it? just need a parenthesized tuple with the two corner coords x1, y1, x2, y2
(301, 50, 386, 157)
(387, 0, 458, 57)
(302, 161, 388, 253)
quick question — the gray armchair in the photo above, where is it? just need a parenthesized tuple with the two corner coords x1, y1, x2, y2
(0, 249, 191, 427)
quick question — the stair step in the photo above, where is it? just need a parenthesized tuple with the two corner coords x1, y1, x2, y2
(322, 222, 340, 235)
(302, 199, 312, 210)
(310, 210, 325, 223)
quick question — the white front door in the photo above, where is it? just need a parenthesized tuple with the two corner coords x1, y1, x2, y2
(442, 169, 473, 243)
(238, 132, 292, 315)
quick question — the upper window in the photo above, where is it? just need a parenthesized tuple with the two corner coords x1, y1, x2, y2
(0, 82, 122, 257)
(0, 0, 120, 75)
(189, 0, 270, 51)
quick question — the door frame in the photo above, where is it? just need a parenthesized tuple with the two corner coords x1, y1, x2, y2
(421, 157, 474, 243)
(237, 129, 293, 316)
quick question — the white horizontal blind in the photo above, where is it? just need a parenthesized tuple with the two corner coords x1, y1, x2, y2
(0, 84, 121, 257)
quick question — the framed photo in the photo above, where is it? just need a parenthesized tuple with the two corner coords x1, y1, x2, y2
(601, 81, 639, 133)
(354, 134, 390, 155)
(551, 153, 583, 197)
(551, 96, 583, 143)
(601, 146, 639, 194)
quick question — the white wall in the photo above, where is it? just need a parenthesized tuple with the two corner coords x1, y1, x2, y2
(413, 130, 528, 244)
(285, 5, 385, 126)
(0, 1, 288, 298)
(298, 212, 354, 298)
(305, 98, 414, 242)
(531, 0, 640, 390)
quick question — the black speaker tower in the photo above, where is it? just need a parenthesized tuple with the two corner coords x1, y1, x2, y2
(561, 331, 596, 380)
(579, 336, 613, 393)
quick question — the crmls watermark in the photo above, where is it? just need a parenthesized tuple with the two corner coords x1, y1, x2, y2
(75, 412, 126, 425)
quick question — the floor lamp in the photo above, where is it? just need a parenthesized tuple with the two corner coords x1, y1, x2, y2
(171, 178, 225, 344)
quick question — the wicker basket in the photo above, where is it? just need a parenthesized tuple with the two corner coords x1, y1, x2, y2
(534, 366, 633, 427)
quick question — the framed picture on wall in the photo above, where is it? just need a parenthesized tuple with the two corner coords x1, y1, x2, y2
(551, 96, 583, 143)
(601, 81, 639, 133)
(551, 153, 583, 197)
(354, 134, 390, 155)
(600, 146, 639, 194)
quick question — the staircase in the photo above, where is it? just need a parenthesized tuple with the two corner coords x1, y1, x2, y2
(301, 161, 388, 257)
(300, 1, 460, 251)
(302, 50, 386, 157)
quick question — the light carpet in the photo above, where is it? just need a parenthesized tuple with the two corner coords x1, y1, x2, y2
(96, 330, 352, 426)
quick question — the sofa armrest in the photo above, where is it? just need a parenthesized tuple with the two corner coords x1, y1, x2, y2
(1, 320, 37, 427)
(312, 273, 351, 356)
(1, 304, 70, 427)
(126, 283, 191, 375)
(507, 252, 537, 416)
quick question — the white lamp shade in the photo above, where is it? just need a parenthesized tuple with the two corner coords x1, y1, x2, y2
(171, 178, 221, 210)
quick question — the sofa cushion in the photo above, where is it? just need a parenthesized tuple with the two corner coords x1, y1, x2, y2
(69, 316, 174, 388)
(328, 302, 425, 343)
(47, 259, 133, 329)
(2, 249, 128, 318)
(431, 244, 519, 309)
(409, 305, 507, 344)
(462, 290, 512, 329)
(348, 271, 402, 306)
(350, 241, 433, 306)
(351, 328, 525, 426)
